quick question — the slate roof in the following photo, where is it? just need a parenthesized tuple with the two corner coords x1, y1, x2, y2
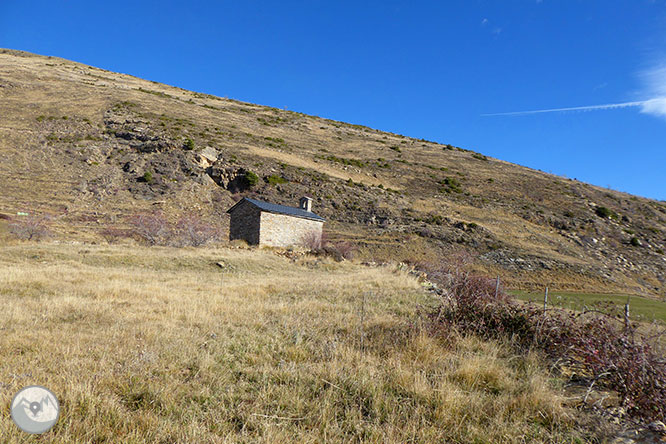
(226, 197, 325, 222)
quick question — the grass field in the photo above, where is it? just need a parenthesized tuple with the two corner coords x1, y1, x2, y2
(0, 242, 608, 443)
(511, 289, 666, 324)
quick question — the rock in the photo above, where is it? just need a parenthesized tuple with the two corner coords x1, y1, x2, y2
(648, 421, 666, 433)
(199, 147, 219, 163)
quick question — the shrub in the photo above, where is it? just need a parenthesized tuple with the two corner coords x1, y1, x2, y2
(630, 237, 641, 247)
(325, 155, 366, 168)
(183, 138, 195, 150)
(302, 231, 357, 261)
(265, 174, 287, 186)
(129, 212, 171, 246)
(427, 214, 444, 225)
(8, 213, 51, 241)
(142, 171, 154, 184)
(243, 171, 259, 188)
(420, 259, 666, 421)
(324, 241, 356, 261)
(440, 177, 462, 194)
(99, 227, 133, 244)
(174, 215, 221, 247)
(595, 206, 617, 219)
(301, 230, 323, 250)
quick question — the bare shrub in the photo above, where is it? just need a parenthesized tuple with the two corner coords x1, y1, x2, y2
(129, 212, 172, 246)
(173, 215, 221, 247)
(324, 241, 357, 261)
(420, 259, 666, 421)
(99, 227, 133, 244)
(301, 230, 323, 250)
(302, 230, 357, 260)
(8, 214, 51, 241)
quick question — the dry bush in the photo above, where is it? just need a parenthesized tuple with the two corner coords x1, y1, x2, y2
(304, 230, 357, 261)
(8, 213, 51, 241)
(301, 229, 323, 249)
(323, 240, 357, 261)
(420, 259, 666, 421)
(128, 211, 172, 246)
(173, 215, 221, 247)
(98, 227, 133, 244)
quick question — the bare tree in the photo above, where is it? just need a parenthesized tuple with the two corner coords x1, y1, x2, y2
(8, 214, 52, 241)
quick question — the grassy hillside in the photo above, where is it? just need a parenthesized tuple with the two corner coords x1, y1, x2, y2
(0, 48, 665, 296)
(0, 243, 607, 443)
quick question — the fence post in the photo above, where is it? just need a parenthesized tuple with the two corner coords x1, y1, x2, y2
(543, 286, 549, 313)
(495, 276, 500, 299)
(359, 292, 368, 353)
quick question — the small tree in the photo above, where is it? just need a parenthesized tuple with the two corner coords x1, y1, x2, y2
(8, 214, 51, 241)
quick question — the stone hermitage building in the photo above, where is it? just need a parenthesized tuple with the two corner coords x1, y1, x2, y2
(226, 197, 325, 247)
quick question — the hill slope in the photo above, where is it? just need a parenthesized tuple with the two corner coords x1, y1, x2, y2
(0, 48, 664, 295)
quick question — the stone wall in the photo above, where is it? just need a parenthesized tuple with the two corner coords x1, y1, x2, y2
(260, 212, 323, 247)
(228, 201, 261, 245)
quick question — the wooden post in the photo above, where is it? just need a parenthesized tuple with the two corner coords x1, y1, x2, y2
(543, 286, 549, 313)
(495, 276, 500, 299)
(359, 292, 367, 353)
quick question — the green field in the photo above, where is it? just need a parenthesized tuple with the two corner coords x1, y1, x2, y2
(510, 290, 666, 324)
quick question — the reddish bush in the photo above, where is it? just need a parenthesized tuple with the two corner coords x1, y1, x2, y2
(325, 241, 357, 260)
(301, 230, 323, 250)
(8, 214, 51, 241)
(99, 227, 133, 244)
(420, 260, 666, 421)
(173, 215, 221, 247)
(129, 212, 172, 246)
(303, 230, 357, 261)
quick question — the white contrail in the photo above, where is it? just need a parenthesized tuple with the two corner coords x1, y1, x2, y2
(481, 100, 647, 116)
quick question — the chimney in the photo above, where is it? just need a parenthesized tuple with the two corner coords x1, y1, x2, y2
(299, 197, 312, 212)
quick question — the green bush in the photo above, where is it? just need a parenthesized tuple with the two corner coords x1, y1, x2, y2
(183, 138, 195, 150)
(630, 237, 641, 247)
(142, 171, 154, 184)
(440, 177, 462, 193)
(595, 206, 617, 219)
(244, 171, 259, 188)
(266, 174, 287, 186)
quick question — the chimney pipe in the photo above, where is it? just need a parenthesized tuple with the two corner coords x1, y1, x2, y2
(300, 197, 312, 212)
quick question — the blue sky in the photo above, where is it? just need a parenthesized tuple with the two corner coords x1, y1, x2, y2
(1, 1, 665, 199)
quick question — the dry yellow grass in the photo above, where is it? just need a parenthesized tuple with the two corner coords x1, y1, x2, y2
(0, 242, 604, 443)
